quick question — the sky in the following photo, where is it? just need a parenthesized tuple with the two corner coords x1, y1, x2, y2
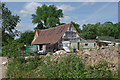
(3, 2, 118, 33)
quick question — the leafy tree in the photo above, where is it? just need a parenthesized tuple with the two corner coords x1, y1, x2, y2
(80, 24, 98, 39)
(34, 24, 47, 30)
(114, 22, 120, 39)
(80, 22, 119, 39)
(32, 4, 63, 29)
(98, 22, 114, 36)
(2, 3, 20, 46)
(17, 31, 35, 45)
(71, 21, 81, 33)
(0, 3, 2, 48)
(2, 39, 24, 58)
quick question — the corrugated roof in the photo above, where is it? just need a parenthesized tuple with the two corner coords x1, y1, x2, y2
(96, 36, 115, 41)
(32, 23, 71, 45)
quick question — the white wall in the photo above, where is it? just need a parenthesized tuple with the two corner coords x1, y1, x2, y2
(62, 41, 70, 47)
(82, 42, 96, 49)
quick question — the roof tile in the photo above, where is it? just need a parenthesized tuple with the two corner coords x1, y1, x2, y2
(32, 24, 71, 45)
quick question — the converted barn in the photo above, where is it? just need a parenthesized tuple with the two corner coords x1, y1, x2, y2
(31, 23, 86, 53)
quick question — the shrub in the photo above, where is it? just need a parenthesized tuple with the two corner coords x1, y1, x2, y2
(6, 53, 118, 78)
(2, 40, 24, 58)
(6, 55, 41, 78)
(85, 61, 118, 78)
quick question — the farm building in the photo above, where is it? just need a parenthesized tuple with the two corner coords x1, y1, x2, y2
(31, 23, 87, 53)
(96, 36, 116, 47)
(81, 40, 97, 50)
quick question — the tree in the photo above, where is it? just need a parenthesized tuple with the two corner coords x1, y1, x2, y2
(2, 3, 20, 45)
(80, 23, 98, 39)
(98, 22, 114, 36)
(80, 22, 120, 39)
(114, 22, 120, 39)
(32, 4, 63, 29)
(0, 2, 2, 20)
(17, 31, 35, 45)
(2, 39, 24, 58)
(71, 21, 81, 33)
(0, 1, 1, 44)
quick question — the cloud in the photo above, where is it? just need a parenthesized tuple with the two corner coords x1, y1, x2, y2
(75, 3, 112, 26)
(56, 2, 91, 13)
(19, 2, 42, 17)
(18, 2, 97, 18)
(56, 2, 96, 13)
(89, 3, 111, 19)
(60, 16, 71, 23)
(16, 23, 36, 32)
(56, 4, 75, 12)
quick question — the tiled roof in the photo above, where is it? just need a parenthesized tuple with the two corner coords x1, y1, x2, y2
(87, 40, 95, 42)
(32, 23, 71, 45)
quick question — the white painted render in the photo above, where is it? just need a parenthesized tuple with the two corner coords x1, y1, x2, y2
(81, 42, 96, 49)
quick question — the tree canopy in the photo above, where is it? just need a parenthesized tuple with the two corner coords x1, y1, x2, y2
(32, 4, 63, 29)
(70, 21, 120, 39)
(17, 31, 35, 45)
(2, 3, 20, 46)
(79, 22, 120, 39)
(71, 21, 81, 33)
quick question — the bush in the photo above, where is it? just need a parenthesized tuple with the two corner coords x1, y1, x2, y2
(2, 40, 24, 58)
(34, 54, 118, 78)
(6, 53, 118, 78)
(6, 55, 41, 78)
(85, 61, 118, 78)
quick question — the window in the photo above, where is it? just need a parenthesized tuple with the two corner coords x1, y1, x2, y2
(64, 43, 69, 47)
(85, 43, 88, 46)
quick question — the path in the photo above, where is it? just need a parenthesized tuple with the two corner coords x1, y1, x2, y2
(0, 57, 7, 79)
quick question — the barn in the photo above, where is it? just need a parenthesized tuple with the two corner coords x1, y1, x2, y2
(31, 23, 86, 53)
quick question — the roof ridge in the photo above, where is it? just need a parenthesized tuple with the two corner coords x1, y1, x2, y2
(32, 23, 71, 45)
(36, 23, 71, 31)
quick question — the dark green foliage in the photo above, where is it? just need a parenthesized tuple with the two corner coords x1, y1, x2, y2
(6, 54, 118, 78)
(36, 54, 85, 78)
(17, 31, 35, 45)
(85, 61, 118, 78)
(34, 24, 47, 30)
(6, 56, 41, 78)
(80, 23, 98, 39)
(32, 4, 63, 28)
(71, 21, 81, 33)
(2, 3, 20, 46)
(80, 22, 120, 39)
(70, 21, 120, 39)
(2, 40, 24, 58)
